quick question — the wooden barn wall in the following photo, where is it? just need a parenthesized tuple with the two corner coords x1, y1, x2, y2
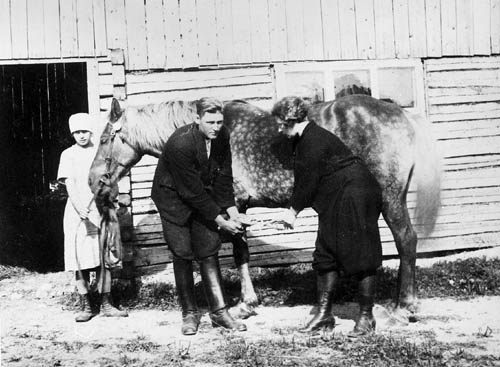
(118, 57, 500, 276)
(424, 56, 500, 252)
(1, 0, 500, 67)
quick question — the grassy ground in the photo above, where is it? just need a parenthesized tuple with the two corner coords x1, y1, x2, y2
(89, 256, 500, 312)
(2, 256, 500, 367)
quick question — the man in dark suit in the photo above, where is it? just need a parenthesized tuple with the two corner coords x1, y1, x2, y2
(152, 97, 246, 335)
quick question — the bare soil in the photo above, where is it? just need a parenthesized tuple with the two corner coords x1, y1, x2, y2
(1, 248, 500, 366)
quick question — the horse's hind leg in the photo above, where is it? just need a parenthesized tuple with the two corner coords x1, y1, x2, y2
(382, 189, 418, 314)
(229, 235, 258, 319)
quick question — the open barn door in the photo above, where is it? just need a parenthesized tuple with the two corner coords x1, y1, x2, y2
(0, 62, 88, 272)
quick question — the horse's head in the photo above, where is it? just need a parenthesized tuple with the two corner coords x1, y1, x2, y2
(89, 98, 142, 213)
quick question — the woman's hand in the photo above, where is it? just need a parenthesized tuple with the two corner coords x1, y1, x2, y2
(271, 208, 297, 230)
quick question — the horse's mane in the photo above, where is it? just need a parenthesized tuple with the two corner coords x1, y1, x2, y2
(122, 100, 197, 153)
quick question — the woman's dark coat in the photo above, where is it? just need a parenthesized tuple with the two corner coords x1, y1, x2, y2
(290, 121, 383, 275)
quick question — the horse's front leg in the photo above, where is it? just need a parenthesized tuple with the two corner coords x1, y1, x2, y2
(228, 235, 258, 319)
(382, 198, 418, 314)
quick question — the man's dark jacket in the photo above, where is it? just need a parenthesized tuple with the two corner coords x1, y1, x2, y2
(151, 123, 235, 226)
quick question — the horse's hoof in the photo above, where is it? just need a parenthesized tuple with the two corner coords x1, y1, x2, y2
(229, 302, 258, 320)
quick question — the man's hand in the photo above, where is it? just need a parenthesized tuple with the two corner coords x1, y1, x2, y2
(215, 214, 245, 235)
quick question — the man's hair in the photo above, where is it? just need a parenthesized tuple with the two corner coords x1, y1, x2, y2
(271, 96, 311, 124)
(195, 97, 223, 117)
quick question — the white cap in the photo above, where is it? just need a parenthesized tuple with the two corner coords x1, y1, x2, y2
(69, 113, 93, 133)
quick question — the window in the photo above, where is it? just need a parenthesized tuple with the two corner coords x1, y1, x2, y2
(273, 59, 425, 113)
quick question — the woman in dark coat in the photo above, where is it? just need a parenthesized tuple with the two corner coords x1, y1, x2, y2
(271, 96, 383, 336)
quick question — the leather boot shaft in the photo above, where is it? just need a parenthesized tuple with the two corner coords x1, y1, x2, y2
(350, 274, 377, 337)
(200, 255, 246, 331)
(300, 271, 338, 333)
(173, 257, 200, 335)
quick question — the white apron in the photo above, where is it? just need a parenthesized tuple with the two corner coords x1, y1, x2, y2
(58, 144, 101, 271)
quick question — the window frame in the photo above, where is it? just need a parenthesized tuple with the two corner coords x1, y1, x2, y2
(273, 59, 425, 114)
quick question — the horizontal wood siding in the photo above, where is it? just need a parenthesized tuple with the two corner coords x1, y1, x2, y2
(119, 58, 500, 275)
(424, 56, 500, 264)
(2, 0, 500, 69)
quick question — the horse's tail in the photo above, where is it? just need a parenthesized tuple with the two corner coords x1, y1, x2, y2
(405, 110, 442, 236)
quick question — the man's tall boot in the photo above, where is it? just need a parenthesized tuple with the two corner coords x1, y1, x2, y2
(349, 273, 377, 337)
(173, 256, 200, 335)
(300, 271, 338, 332)
(199, 255, 246, 331)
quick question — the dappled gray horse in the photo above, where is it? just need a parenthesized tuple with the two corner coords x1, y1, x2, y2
(89, 95, 441, 316)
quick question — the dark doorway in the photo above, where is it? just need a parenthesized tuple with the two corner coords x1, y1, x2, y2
(0, 62, 88, 272)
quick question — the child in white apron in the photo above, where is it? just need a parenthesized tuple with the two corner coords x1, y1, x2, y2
(57, 113, 128, 322)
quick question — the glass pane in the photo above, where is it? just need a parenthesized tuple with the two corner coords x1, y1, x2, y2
(284, 71, 325, 103)
(333, 70, 371, 98)
(378, 68, 414, 107)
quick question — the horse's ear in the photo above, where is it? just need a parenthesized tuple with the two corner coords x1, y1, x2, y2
(110, 98, 123, 123)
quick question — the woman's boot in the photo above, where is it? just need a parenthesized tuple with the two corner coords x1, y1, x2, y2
(200, 255, 246, 331)
(75, 294, 94, 322)
(101, 293, 128, 317)
(173, 256, 200, 335)
(349, 273, 377, 337)
(300, 271, 338, 332)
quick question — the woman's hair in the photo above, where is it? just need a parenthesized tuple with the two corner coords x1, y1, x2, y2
(195, 97, 223, 117)
(271, 96, 311, 124)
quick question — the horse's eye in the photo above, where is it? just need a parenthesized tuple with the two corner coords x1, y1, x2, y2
(100, 136, 109, 144)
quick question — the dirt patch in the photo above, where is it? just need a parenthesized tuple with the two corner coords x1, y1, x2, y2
(2, 250, 500, 366)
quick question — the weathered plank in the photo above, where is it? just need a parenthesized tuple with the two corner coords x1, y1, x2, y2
(249, 0, 271, 63)
(232, 0, 253, 63)
(145, 0, 167, 69)
(392, 0, 410, 58)
(0, 0, 12, 59)
(77, 0, 95, 57)
(164, 0, 183, 69)
(105, 0, 128, 60)
(320, 0, 342, 60)
(491, 0, 500, 54)
(27, 0, 45, 58)
(337, 0, 358, 59)
(472, 0, 492, 55)
(60, 0, 78, 57)
(374, 0, 396, 58)
(302, 0, 323, 60)
(93, 0, 108, 56)
(354, 0, 376, 59)
(197, 0, 218, 66)
(215, 0, 234, 64)
(285, 0, 305, 60)
(408, 0, 427, 57)
(179, 0, 199, 68)
(43, 0, 61, 58)
(425, 0, 442, 57)
(441, 0, 458, 55)
(456, 0, 474, 55)
(268, 0, 288, 62)
(125, 0, 148, 70)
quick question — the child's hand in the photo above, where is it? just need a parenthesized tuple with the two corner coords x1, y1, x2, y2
(75, 204, 90, 220)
